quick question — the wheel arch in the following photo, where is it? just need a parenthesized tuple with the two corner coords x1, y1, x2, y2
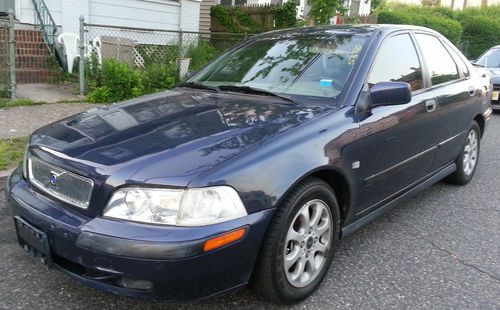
(276, 166, 352, 228)
(474, 113, 485, 138)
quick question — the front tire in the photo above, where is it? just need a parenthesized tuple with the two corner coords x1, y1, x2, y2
(251, 178, 340, 304)
(446, 121, 481, 185)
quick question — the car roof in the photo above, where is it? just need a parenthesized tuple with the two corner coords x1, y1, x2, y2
(255, 24, 438, 38)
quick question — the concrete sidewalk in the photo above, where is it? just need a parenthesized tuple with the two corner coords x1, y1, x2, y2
(16, 83, 82, 103)
(0, 103, 101, 139)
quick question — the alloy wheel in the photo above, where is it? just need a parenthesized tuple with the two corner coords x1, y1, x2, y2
(463, 130, 478, 176)
(283, 199, 333, 288)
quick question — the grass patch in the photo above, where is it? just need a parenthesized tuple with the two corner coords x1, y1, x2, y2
(0, 99, 47, 109)
(0, 137, 29, 171)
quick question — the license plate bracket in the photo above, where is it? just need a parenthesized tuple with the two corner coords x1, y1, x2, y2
(14, 216, 53, 268)
(492, 91, 499, 101)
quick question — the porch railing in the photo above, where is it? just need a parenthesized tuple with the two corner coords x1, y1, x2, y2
(31, 0, 58, 55)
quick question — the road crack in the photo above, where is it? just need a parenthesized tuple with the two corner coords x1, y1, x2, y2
(384, 215, 500, 283)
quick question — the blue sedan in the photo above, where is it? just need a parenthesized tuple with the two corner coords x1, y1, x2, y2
(6, 25, 491, 304)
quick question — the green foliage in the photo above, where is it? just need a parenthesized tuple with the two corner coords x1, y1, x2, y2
(211, 5, 267, 33)
(371, 0, 387, 13)
(378, 7, 462, 44)
(453, 6, 500, 59)
(212, 2, 300, 33)
(0, 99, 47, 108)
(377, 4, 500, 58)
(308, 0, 347, 25)
(87, 59, 180, 103)
(0, 137, 29, 171)
(272, 0, 298, 29)
(87, 59, 143, 103)
(141, 64, 179, 93)
(186, 41, 220, 71)
(460, 15, 500, 59)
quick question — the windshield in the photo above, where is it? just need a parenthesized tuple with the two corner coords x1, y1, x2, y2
(476, 48, 500, 68)
(188, 33, 369, 104)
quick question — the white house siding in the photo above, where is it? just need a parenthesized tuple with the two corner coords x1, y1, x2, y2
(63, 0, 89, 33)
(17, 0, 201, 36)
(89, 0, 180, 30)
(17, 0, 63, 25)
(180, 0, 201, 32)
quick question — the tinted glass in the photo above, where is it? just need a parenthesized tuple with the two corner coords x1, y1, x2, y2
(476, 48, 500, 68)
(367, 34, 423, 91)
(415, 34, 459, 85)
(190, 34, 369, 102)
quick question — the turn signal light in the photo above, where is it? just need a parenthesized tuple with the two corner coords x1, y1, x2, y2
(203, 227, 247, 252)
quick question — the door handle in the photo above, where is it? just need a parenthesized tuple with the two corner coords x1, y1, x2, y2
(468, 86, 475, 96)
(426, 99, 437, 112)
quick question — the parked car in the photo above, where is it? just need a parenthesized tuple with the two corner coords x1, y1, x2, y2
(5, 25, 492, 304)
(475, 45, 500, 110)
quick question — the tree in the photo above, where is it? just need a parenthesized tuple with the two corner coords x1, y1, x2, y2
(307, 0, 347, 25)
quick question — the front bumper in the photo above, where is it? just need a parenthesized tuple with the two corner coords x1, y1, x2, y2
(5, 168, 274, 301)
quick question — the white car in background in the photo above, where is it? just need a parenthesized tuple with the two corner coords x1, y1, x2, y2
(474, 46, 500, 110)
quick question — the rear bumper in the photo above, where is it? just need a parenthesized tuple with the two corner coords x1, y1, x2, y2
(6, 168, 274, 301)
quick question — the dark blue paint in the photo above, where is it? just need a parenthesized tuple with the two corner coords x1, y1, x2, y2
(6, 25, 491, 301)
(370, 82, 412, 106)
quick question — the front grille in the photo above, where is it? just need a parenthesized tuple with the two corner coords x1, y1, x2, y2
(28, 156, 94, 209)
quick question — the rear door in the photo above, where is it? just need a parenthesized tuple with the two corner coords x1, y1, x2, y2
(353, 32, 440, 215)
(413, 33, 477, 169)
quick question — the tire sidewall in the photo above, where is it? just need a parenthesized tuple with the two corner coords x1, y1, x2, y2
(456, 122, 481, 183)
(272, 182, 340, 304)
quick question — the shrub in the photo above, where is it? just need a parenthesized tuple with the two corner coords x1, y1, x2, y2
(141, 64, 178, 93)
(186, 41, 219, 71)
(272, 0, 298, 29)
(460, 15, 500, 59)
(87, 59, 144, 103)
(211, 5, 267, 33)
(378, 9, 462, 45)
(87, 59, 181, 103)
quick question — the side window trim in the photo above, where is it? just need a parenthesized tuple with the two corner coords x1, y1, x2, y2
(443, 41, 471, 79)
(364, 31, 425, 94)
(413, 32, 461, 88)
(409, 31, 431, 90)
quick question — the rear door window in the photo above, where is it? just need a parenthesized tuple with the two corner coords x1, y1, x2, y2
(415, 34, 459, 86)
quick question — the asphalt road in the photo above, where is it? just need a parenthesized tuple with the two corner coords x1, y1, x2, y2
(1, 114, 499, 310)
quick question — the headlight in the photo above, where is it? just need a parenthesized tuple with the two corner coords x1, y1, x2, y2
(103, 186, 247, 226)
(22, 145, 29, 179)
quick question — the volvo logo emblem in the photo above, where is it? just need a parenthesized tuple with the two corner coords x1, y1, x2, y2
(49, 172, 59, 186)
(49, 174, 57, 186)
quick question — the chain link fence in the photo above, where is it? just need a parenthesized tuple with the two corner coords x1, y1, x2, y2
(81, 22, 253, 94)
(0, 11, 16, 99)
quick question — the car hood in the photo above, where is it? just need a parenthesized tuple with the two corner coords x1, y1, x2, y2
(30, 90, 332, 185)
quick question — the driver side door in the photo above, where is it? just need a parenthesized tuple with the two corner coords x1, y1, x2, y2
(351, 32, 440, 216)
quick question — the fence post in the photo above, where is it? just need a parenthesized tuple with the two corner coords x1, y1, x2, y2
(79, 15, 85, 96)
(8, 9, 16, 99)
(179, 29, 184, 59)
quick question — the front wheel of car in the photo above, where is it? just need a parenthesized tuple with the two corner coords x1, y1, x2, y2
(251, 178, 340, 304)
(446, 121, 481, 185)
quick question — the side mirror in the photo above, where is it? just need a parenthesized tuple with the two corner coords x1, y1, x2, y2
(370, 82, 411, 106)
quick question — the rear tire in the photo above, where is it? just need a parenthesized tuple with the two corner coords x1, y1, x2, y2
(251, 178, 340, 304)
(446, 121, 481, 185)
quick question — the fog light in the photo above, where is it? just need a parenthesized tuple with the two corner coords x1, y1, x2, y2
(118, 277, 154, 291)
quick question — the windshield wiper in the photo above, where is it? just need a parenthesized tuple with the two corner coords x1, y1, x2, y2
(218, 85, 299, 105)
(177, 82, 220, 93)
